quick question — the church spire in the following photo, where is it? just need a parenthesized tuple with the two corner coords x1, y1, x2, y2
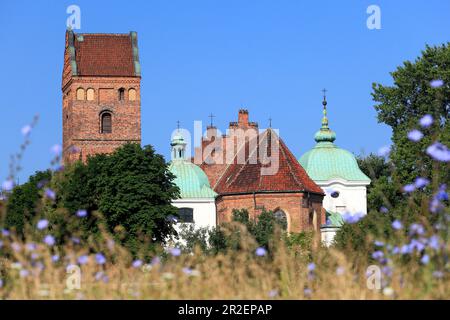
(314, 89, 336, 143)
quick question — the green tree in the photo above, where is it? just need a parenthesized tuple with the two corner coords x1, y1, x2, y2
(3, 170, 52, 236)
(58, 143, 180, 252)
(372, 43, 450, 186)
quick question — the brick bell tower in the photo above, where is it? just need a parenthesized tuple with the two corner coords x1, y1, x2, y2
(62, 30, 142, 163)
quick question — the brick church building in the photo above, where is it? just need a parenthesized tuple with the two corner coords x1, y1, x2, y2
(62, 30, 141, 163)
(62, 30, 325, 234)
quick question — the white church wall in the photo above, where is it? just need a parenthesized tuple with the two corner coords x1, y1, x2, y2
(172, 198, 217, 229)
(318, 180, 369, 215)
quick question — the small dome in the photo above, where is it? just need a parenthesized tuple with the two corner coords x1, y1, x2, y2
(169, 160, 217, 199)
(299, 98, 370, 183)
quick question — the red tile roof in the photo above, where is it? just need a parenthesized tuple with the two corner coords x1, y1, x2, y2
(73, 33, 136, 77)
(214, 129, 324, 195)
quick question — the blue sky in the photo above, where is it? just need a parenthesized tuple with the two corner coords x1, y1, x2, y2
(1, 0, 449, 183)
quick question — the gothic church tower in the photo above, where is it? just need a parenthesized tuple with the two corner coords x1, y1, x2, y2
(62, 30, 142, 163)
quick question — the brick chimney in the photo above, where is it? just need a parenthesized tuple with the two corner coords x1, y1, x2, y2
(238, 109, 249, 126)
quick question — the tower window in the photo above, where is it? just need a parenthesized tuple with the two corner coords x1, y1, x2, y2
(178, 208, 194, 223)
(76, 88, 85, 100)
(118, 88, 125, 101)
(86, 88, 95, 101)
(128, 88, 137, 101)
(101, 112, 112, 133)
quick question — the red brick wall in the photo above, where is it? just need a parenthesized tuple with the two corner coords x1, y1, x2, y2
(62, 76, 141, 163)
(215, 192, 324, 233)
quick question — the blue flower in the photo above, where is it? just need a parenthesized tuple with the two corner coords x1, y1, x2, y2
(255, 247, 267, 257)
(1, 229, 10, 237)
(407, 129, 423, 142)
(151, 256, 161, 265)
(44, 188, 56, 200)
(44, 235, 55, 246)
(307, 262, 315, 272)
(76, 209, 87, 218)
(95, 253, 106, 265)
(19, 269, 29, 278)
(1, 179, 14, 192)
(182, 267, 193, 275)
(336, 266, 345, 276)
(26, 242, 37, 251)
(409, 223, 425, 236)
(37, 219, 49, 230)
(400, 244, 412, 255)
(419, 114, 433, 128)
(426, 142, 450, 162)
(420, 254, 430, 265)
(391, 246, 400, 254)
(132, 260, 143, 268)
(169, 247, 181, 257)
(52, 255, 60, 263)
(342, 212, 365, 224)
(403, 184, 416, 193)
(50, 144, 62, 155)
(374, 240, 384, 247)
(372, 251, 384, 260)
(21, 125, 32, 136)
(377, 145, 391, 157)
(414, 177, 430, 189)
(77, 255, 89, 265)
(430, 79, 444, 88)
(436, 184, 448, 201)
(409, 239, 425, 253)
(303, 288, 312, 297)
(0, 279, 3, 288)
(392, 220, 403, 230)
(379, 206, 389, 213)
(71, 237, 81, 244)
(428, 235, 440, 251)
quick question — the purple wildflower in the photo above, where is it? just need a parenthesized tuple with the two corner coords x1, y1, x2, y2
(436, 184, 448, 201)
(77, 255, 89, 265)
(426, 142, 450, 162)
(1, 179, 14, 192)
(403, 184, 416, 193)
(428, 235, 440, 251)
(374, 240, 384, 247)
(182, 267, 193, 275)
(304, 288, 312, 297)
(169, 247, 181, 257)
(407, 129, 423, 142)
(377, 145, 391, 157)
(307, 262, 316, 272)
(409, 223, 425, 236)
(95, 253, 106, 265)
(336, 266, 345, 276)
(430, 79, 444, 88)
(44, 188, 56, 200)
(255, 247, 267, 257)
(44, 235, 55, 246)
(151, 256, 161, 265)
(71, 237, 81, 244)
(420, 254, 430, 265)
(372, 251, 384, 260)
(132, 260, 143, 268)
(392, 246, 400, 254)
(37, 219, 49, 230)
(392, 220, 403, 230)
(380, 206, 389, 213)
(400, 244, 412, 255)
(52, 255, 60, 263)
(414, 177, 430, 189)
(19, 269, 29, 278)
(76, 209, 87, 218)
(50, 144, 62, 155)
(342, 212, 365, 224)
(26, 242, 37, 252)
(419, 114, 433, 128)
(1, 229, 10, 237)
(268, 289, 279, 298)
(21, 125, 32, 136)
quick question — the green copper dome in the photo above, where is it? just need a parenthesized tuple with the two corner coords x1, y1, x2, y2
(169, 132, 217, 199)
(299, 97, 370, 183)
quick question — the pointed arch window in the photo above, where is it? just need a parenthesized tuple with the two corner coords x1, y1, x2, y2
(101, 112, 112, 133)
(118, 88, 125, 101)
(274, 209, 288, 231)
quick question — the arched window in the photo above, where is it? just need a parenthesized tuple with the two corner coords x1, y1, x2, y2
(178, 208, 194, 223)
(274, 209, 288, 230)
(76, 88, 85, 100)
(128, 88, 137, 101)
(86, 88, 95, 101)
(118, 88, 125, 101)
(101, 112, 112, 133)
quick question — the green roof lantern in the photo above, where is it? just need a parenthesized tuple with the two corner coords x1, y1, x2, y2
(169, 126, 217, 199)
(299, 93, 371, 183)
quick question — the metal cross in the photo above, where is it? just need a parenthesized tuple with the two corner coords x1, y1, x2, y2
(176, 120, 180, 131)
(269, 117, 272, 128)
(208, 113, 215, 127)
(322, 88, 327, 100)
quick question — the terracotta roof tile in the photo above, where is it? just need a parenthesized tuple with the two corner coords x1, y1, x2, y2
(214, 129, 324, 195)
(73, 33, 136, 77)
